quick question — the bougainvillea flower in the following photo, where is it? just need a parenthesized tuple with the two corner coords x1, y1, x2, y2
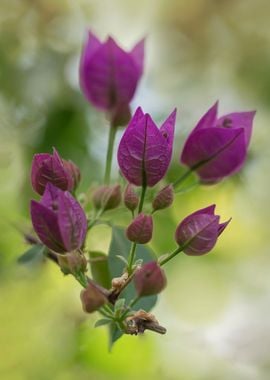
(180, 102, 256, 183)
(134, 261, 167, 296)
(118, 107, 177, 186)
(80, 31, 144, 126)
(175, 204, 231, 255)
(31, 148, 80, 195)
(30, 183, 87, 253)
(126, 213, 153, 244)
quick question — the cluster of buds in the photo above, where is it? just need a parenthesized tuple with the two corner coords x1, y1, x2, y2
(23, 30, 255, 348)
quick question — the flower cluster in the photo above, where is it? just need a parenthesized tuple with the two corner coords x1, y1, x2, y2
(22, 30, 255, 348)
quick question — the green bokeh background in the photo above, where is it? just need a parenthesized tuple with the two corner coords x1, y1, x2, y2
(0, 1, 269, 379)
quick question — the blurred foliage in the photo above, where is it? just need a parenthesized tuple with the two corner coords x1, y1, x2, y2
(0, 0, 270, 379)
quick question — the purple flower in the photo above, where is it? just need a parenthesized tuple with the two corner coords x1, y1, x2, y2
(134, 261, 167, 297)
(30, 183, 87, 253)
(80, 31, 144, 126)
(181, 102, 256, 183)
(117, 107, 177, 186)
(31, 148, 80, 195)
(175, 204, 231, 255)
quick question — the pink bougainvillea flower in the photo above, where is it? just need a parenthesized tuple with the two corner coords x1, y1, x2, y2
(117, 107, 177, 186)
(180, 102, 256, 183)
(31, 148, 80, 195)
(80, 31, 144, 126)
(175, 204, 231, 255)
(30, 183, 87, 253)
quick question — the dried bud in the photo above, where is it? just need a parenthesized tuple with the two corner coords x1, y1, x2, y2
(124, 184, 139, 211)
(126, 213, 153, 244)
(111, 272, 129, 291)
(152, 184, 174, 211)
(57, 251, 87, 275)
(134, 261, 167, 296)
(92, 185, 121, 211)
(125, 310, 166, 335)
(80, 281, 108, 313)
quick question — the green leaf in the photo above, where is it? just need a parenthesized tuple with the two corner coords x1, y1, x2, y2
(108, 226, 158, 312)
(88, 251, 111, 289)
(17, 244, 45, 265)
(94, 318, 112, 328)
(108, 322, 123, 351)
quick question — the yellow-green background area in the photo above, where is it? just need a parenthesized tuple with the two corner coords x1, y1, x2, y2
(0, 1, 269, 379)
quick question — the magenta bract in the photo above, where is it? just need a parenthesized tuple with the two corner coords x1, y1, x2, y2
(31, 148, 80, 195)
(80, 31, 144, 126)
(175, 204, 231, 255)
(30, 183, 87, 253)
(134, 261, 167, 296)
(118, 107, 177, 186)
(181, 102, 256, 183)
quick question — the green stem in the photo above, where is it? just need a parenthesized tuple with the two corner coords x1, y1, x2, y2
(173, 168, 193, 189)
(138, 184, 147, 213)
(74, 271, 88, 288)
(104, 125, 117, 185)
(126, 185, 147, 275)
(127, 242, 137, 275)
(159, 246, 184, 266)
(120, 296, 140, 320)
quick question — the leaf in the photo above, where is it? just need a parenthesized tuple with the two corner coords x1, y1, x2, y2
(108, 226, 158, 312)
(108, 322, 123, 351)
(89, 251, 111, 289)
(17, 244, 45, 265)
(114, 298, 125, 312)
(94, 318, 111, 328)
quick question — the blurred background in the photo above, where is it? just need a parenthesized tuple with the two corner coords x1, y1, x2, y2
(0, 0, 269, 379)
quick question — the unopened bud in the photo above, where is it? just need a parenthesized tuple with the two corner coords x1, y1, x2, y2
(152, 184, 174, 211)
(134, 261, 167, 296)
(126, 213, 153, 244)
(57, 251, 87, 275)
(63, 159, 81, 190)
(124, 184, 139, 212)
(92, 184, 121, 211)
(80, 281, 108, 313)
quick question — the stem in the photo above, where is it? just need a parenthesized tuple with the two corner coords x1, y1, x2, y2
(173, 168, 193, 189)
(88, 208, 104, 230)
(127, 242, 137, 275)
(104, 125, 117, 185)
(138, 184, 147, 213)
(74, 271, 88, 288)
(121, 296, 140, 320)
(159, 246, 184, 266)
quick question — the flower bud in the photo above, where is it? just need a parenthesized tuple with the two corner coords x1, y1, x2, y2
(31, 148, 79, 195)
(57, 251, 87, 275)
(80, 281, 108, 313)
(126, 213, 153, 244)
(63, 159, 81, 190)
(175, 204, 231, 255)
(92, 185, 121, 211)
(124, 184, 139, 212)
(152, 184, 174, 211)
(134, 261, 167, 296)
